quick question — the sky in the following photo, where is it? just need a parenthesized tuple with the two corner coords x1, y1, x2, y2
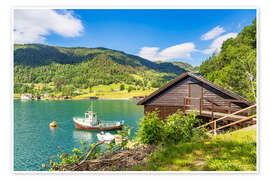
(13, 9, 256, 66)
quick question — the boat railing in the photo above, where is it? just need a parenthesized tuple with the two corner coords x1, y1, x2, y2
(100, 121, 123, 127)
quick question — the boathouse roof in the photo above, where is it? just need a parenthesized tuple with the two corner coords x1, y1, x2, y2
(137, 71, 252, 105)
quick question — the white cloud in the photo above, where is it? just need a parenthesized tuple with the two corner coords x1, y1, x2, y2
(201, 26, 225, 40)
(138, 47, 160, 61)
(202, 33, 238, 54)
(14, 9, 84, 44)
(138, 42, 196, 61)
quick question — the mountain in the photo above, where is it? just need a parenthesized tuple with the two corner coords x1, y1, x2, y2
(14, 44, 188, 74)
(14, 44, 197, 94)
(157, 61, 199, 73)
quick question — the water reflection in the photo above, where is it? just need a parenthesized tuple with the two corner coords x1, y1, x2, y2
(72, 129, 95, 142)
(49, 127, 56, 135)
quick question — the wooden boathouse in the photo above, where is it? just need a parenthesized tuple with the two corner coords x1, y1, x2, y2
(137, 72, 256, 132)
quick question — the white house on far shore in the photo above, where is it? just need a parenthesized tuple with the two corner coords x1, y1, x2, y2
(20, 94, 32, 100)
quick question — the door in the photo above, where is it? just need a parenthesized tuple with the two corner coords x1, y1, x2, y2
(189, 83, 202, 110)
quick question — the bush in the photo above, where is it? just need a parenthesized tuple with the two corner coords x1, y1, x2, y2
(50, 138, 102, 170)
(163, 110, 202, 143)
(137, 111, 164, 145)
(107, 125, 131, 151)
(137, 110, 206, 145)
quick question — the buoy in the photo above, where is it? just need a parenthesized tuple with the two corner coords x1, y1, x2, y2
(49, 121, 57, 128)
(42, 163, 46, 169)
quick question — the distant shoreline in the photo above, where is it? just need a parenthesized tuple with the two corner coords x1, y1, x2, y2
(13, 97, 140, 101)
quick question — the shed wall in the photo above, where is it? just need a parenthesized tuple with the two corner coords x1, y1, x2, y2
(144, 105, 183, 120)
(144, 76, 247, 115)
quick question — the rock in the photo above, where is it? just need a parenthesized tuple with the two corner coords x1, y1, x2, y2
(50, 121, 57, 128)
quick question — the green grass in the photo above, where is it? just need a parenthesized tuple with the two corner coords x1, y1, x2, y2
(14, 93, 20, 99)
(137, 129, 256, 171)
(14, 82, 156, 100)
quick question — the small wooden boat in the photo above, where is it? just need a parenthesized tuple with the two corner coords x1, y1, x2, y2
(89, 96, 99, 100)
(73, 104, 124, 131)
(97, 132, 115, 144)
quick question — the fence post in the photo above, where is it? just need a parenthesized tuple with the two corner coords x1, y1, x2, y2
(183, 97, 186, 114)
(200, 98, 202, 115)
(228, 101, 231, 114)
(211, 99, 214, 121)
(214, 121, 217, 135)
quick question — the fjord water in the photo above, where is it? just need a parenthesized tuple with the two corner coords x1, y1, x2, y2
(14, 100, 144, 171)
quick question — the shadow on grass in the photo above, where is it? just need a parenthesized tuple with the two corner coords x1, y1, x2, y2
(142, 130, 256, 171)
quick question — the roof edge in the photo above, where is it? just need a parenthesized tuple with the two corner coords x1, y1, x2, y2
(137, 72, 252, 106)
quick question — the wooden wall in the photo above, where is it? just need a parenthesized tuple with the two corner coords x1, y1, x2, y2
(144, 105, 183, 120)
(145, 77, 191, 106)
(143, 76, 248, 119)
(201, 84, 248, 113)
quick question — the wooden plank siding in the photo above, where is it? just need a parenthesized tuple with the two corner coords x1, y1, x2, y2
(145, 77, 191, 107)
(144, 105, 183, 120)
(142, 76, 249, 120)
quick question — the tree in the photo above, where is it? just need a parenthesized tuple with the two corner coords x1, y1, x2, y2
(199, 18, 256, 101)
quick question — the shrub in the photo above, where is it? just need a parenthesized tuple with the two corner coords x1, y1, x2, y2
(137, 111, 164, 145)
(49, 138, 102, 170)
(107, 125, 131, 151)
(163, 110, 202, 144)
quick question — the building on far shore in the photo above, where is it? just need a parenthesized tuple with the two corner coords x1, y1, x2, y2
(20, 94, 32, 100)
(137, 72, 253, 121)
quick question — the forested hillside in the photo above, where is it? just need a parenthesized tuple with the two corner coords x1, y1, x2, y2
(14, 44, 197, 95)
(200, 18, 256, 101)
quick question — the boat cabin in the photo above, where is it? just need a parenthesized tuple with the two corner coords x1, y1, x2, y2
(137, 72, 254, 121)
(79, 111, 98, 126)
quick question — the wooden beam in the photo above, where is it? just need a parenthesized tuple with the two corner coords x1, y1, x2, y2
(211, 99, 214, 121)
(198, 104, 256, 129)
(188, 83, 191, 108)
(228, 101, 231, 114)
(201, 87, 204, 111)
(183, 97, 186, 114)
(203, 97, 249, 104)
(208, 114, 256, 133)
(200, 98, 202, 115)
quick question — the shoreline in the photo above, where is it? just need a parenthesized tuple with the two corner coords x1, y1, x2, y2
(13, 97, 141, 101)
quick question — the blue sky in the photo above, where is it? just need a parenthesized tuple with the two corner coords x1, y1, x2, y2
(14, 9, 256, 66)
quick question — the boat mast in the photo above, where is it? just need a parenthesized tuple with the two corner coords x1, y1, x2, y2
(91, 101, 93, 111)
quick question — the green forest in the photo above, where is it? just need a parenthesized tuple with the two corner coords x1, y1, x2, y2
(13, 44, 198, 96)
(200, 18, 256, 101)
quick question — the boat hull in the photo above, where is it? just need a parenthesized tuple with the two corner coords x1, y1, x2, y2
(73, 119, 123, 131)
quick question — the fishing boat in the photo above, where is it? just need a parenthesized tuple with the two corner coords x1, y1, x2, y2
(73, 103, 124, 131)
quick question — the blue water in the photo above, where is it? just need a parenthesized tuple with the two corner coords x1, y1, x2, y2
(13, 100, 144, 171)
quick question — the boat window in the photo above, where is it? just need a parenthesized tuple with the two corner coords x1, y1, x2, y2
(86, 114, 89, 118)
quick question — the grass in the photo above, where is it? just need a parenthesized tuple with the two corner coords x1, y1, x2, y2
(71, 89, 155, 100)
(14, 93, 20, 99)
(14, 82, 156, 100)
(136, 129, 256, 171)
